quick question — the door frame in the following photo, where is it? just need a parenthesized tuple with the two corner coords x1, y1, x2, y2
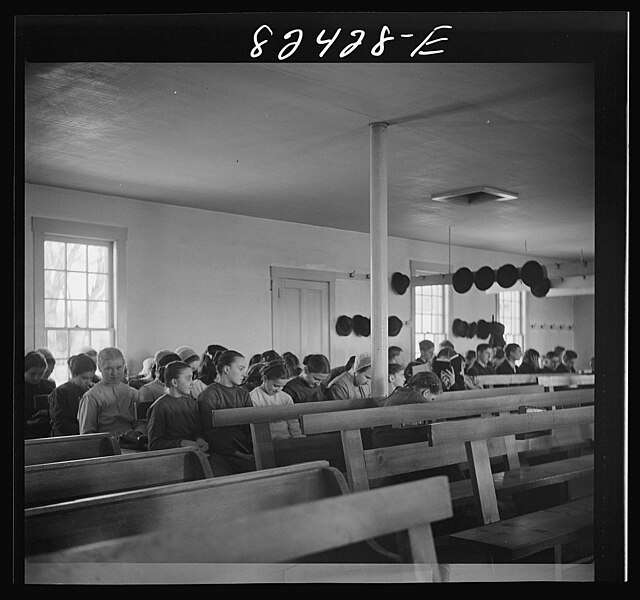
(270, 266, 337, 364)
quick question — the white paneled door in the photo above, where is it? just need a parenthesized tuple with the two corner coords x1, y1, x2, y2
(272, 278, 330, 361)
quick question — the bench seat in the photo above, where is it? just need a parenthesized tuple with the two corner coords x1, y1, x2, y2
(448, 496, 593, 562)
(25, 447, 214, 507)
(448, 454, 593, 507)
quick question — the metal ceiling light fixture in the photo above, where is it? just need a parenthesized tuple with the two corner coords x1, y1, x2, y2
(430, 186, 518, 205)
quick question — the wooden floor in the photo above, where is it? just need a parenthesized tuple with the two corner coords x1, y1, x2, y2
(24, 561, 594, 584)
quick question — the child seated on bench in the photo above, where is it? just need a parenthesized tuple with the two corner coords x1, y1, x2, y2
(249, 360, 305, 440)
(77, 347, 147, 446)
(283, 354, 330, 404)
(197, 350, 256, 474)
(24, 351, 56, 439)
(138, 351, 180, 404)
(48, 353, 96, 436)
(372, 371, 465, 483)
(147, 360, 209, 452)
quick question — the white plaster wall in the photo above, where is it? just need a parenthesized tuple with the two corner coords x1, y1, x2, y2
(24, 183, 592, 373)
(572, 294, 595, 371)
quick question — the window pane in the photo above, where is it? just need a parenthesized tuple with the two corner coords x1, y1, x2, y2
(90, 330, 112, 353)
(66, 243, 87, 271)
(44, 270, 66, 299)
(51, 359, 70, 387)
(67, 300, 87, 328)
(67, 272, 87, 300)
(88, 245, 108, 273)
(44, 240, 65, 270)
(69, 329, 91, 356)
(46, 329, 68, 358)
(88, 301, 107, 328)
(88, 273, 107, 301)
(45, 299, 65, 327)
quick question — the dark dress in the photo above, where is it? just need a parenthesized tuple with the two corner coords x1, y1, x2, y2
(48, 380, 85, 436)
(197, 382, 256, 475)
(283, 376, 325, 404)
(25, 379, 56, 439)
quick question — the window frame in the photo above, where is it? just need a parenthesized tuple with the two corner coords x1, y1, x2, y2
(410, 260, 450, 358)
(496, 289, 526, 349)
(32, 217, 128, 360)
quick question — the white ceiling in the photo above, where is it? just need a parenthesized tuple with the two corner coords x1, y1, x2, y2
(24, 60, 595, 261)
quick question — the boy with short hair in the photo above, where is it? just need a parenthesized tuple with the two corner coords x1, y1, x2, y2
(496, 343, 522, 374)
(556, 349, 578, 373)
(466, 343, 495, 376)
(388, 363, 406, 391)
(77, 347, 147, 441)
(388, 345, 404, 366)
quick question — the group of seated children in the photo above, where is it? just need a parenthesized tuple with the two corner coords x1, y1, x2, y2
(23, 336, 587, 474)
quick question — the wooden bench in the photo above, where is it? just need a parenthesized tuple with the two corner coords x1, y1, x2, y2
(208, 385, 545, 471)
(475, 373, 539, 387)
(25, 460, 394, 564)
(449, 496, 593, 564)
(27, 475, 454, 582)
(300, 390, 594, 517)
(475, 373, 594, 391)
(133, 399, 154, 421)
(25, 433, 121, 466)
(24, 447, 214, 508)
(210, 398, 357, 470)
(428, 407, 595, 562)
(537, 373, 595, 391)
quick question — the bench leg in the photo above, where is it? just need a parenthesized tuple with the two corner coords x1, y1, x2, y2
(340, 429, 369, 492)
(554, 544, 562, 563)
(250, 423, 276, 469)
(408, 524, 445, 582)
(465, 439, 501, 524)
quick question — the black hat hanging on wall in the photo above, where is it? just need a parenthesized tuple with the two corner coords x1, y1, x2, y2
(388, 315, 403, 337)
(467, 321, 477, 338)
(452, 267, 474, 293)
(452, 318, 469, 338)
(530, 277, 552, 298)
(474, 266, 496, 291)
(352, 314, 371, 337)
(520, 260, 547, 287)
(391, 272, 411, 295)
(335, 315, 354, 336)
(476, 319, 491, 339)
(496, 264, 520, 288)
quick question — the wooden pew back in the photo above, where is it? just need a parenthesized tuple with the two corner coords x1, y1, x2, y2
(211, 385, 543, 470)
(428, 405, 594, 524)
(25, 433, 121, 466)
(475, 374, 539, 387)
(25, 447, 214, 508)
(300, 389, 594, 493)
(537, 373, 595, 390)
(302, 389, 593, 433)
(28, 476, 453, 581)
(25, 461, 349, 556)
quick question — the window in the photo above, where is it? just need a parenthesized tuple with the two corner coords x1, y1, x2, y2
(32, 218, 127, 386)
(43, 238, 114, 384)
(414, 284, 449, 357)
(497, 290, 525, 349)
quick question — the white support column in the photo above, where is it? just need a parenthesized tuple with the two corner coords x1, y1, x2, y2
(370, 122, 389, 399)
